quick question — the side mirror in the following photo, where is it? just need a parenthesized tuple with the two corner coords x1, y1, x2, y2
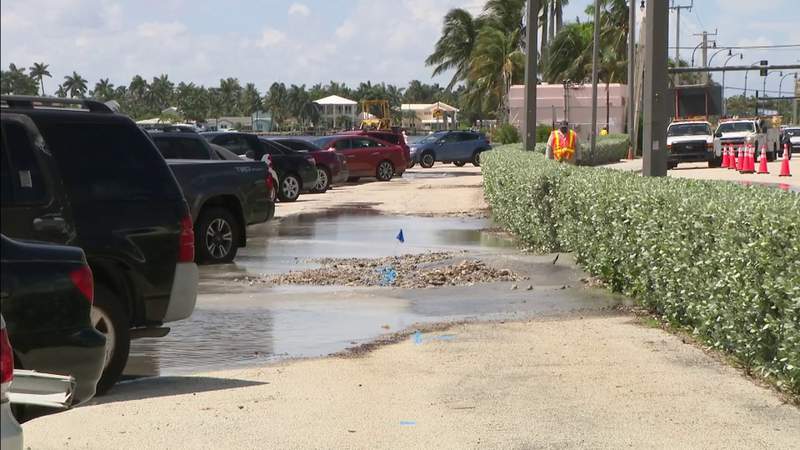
(714, 132, 722, 138)
(245, 150, 256, 160)
(437, 139, 445, 145)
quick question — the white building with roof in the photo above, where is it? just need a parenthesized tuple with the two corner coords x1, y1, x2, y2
(400, 101, 459, 132)
(314, 95, 358, 129)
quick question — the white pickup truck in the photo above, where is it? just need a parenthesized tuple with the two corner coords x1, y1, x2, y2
(713, 118, 781, 162)
(666, 119, 716, 168)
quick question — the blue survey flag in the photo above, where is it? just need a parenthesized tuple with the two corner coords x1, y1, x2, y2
(396, 229, 405, 243)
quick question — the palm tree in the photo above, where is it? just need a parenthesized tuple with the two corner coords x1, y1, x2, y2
(426, 8, 480, 90)
(148, 74, 175, 113)
(265, 82, 288, 130)
(240, 83, 262, 116)
(92, 78, 115, 101)
(543, 22, 593, 83)
(62, 71, 88, 98)
(29, 62, 51, 96)
(218, 78, 242, 115)
(554, 0, 569, 33)
(54, 85, 68, 98)
(467, 24, 525, 121)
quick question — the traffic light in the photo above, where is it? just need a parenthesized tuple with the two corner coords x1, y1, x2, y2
(759, 60, 768, 77)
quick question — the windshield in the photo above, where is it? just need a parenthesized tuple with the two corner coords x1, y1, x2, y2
(717, 122, 755, 133)
(667, 123, 711, 136)
(416, 131, 447, 144)
(785, 128, 800, 137)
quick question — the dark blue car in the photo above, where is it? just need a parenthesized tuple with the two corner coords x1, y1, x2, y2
(409, 131, 491, 168)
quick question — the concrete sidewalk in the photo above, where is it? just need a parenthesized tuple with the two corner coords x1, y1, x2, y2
(24, 314, 800, 449)
(603, 157, 799, 189)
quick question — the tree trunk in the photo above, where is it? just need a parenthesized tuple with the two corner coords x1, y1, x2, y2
(540, 2, 549, 68)
(556, 1, 563, 33)
(606, 80, 610, 130)
(548, 0, 556, 43)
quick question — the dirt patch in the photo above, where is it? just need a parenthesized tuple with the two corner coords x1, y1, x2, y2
(248, 253, 523, 288)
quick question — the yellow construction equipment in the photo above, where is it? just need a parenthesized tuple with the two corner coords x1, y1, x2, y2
(360, 99, 392, 130)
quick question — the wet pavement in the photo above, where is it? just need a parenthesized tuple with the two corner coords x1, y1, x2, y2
(124, 211, 624, 378)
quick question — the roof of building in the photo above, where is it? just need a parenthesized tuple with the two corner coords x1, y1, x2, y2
(401, 101, 459, 112)
(314, 95, 358, 105)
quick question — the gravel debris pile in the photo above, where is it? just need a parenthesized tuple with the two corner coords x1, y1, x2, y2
(260, 252, 521, 288)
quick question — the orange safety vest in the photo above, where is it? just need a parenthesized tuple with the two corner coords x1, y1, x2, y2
(550, 130, 577, 161)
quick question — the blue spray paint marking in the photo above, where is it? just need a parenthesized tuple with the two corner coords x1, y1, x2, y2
(433, 334, 456, 341)
(412, 331, 423, 345)
(396, 229, 405, 243)
(400, 421, 416, 426)
(378, 267, 397, 286)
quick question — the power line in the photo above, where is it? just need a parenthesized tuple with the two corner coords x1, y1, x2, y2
(669, 44, 800, 50)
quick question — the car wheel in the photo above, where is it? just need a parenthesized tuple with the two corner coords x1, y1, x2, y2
(312, 167, 330, 193)
(279, 174, 301, 202)
(376, 160, 394, 181)
(408, 161, 416, 168)
(668, 162, 678, 170)
(420, 152, 435, 168)
(196, 207, 239, 264)
(453, 161, 466, 167)
(472, 151, 482, 167)
(92, 284, 130, 395)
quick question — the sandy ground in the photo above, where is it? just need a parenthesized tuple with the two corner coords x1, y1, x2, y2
(25, 315, 800, 449)
(276, 165, 489, 218)
(604, 157, 800, 188)
(23, 162, 800, 449)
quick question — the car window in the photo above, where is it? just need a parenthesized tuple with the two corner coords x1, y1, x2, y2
(441, 133, 460, 143)
(313, 136, 337, 149)
(261, 140, 286, 155)
(459, 133, 478, 142)
(373, 133, 399, 144)
(174, 138, 210, 159)
(214, 135, 250, 155)
(36, 121, 182, 204)
(334, 139, 352, 151)
(351, 138, 376, 148)
(1, 121, 48, 205)
(152, 138, 181, 159)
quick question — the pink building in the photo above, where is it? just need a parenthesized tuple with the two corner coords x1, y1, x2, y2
(508, 83, 628, 141)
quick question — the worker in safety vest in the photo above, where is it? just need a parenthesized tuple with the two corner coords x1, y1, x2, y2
(546, 120, 579, 163)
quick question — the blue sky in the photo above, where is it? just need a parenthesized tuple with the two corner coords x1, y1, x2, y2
(1, 0, 798, 97)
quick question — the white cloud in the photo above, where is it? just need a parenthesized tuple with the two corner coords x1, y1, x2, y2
(256, 28, 287, 48)
(288, 3, 311, 17)
(335, 21, 355, 40)
(136, 21, 187, 39)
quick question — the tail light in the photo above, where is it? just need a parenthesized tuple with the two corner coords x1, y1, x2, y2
(265, 167, 274, 195)
(1, 326, 13, 387)
(178, 213, 195, 263)
(69, 265, 94, 305)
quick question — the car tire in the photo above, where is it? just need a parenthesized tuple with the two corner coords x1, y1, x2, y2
(312, 167, 330, 193)
(453, 161, 466, 167)
(376, 160, 394, 181)
(407, 161, 416, 168)
(278, 174, 301, 202)
(471, 151, 482, 167)
(92, 284, 131, 396)
(196, 207, 240, 264)
(668, 162, 678, 170)
(420, 152, 435, 168)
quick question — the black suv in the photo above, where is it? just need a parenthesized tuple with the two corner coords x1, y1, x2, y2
(1, 96, 198, 393)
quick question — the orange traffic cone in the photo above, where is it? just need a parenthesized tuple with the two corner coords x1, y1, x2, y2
(728, 146, 738, 170)
(757, 144, 769, 174)
(735, 146, 743, 171)
(626, 145, 635, 160)
(721, 145, 730, 168)
(741, 144, 755, 174)
(779, 143, 792, 177)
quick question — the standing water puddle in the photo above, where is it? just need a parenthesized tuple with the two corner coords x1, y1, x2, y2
(124, 213, 620, 379)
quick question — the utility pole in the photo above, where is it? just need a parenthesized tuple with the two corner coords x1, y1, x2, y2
(693, 29, 717, 84)
(523, 0, 539, 151)
(795, 77, 799, 124)
(590, 0, 601, 157)
(643, 0, 668, 177)
(668, 0, 692, 86)
(627, 0, 636, 140)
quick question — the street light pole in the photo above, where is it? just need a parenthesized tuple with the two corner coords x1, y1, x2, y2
(643, 0, 668, 177)
(722, 52, 743, 116)
(743, 60, 761, 96)
(763, 71, 782, 101)
(523, 0, 539, 151)
(778, 72, 797, 97)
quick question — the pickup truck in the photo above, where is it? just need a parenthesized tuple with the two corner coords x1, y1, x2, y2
(167, 160, 273, 264)
(201, 132, 318, 202)
(1, 95, 197, 395)
(713, 117, 780, 162)
(666, 119, 716, 168)
(148, 130, 275, 264)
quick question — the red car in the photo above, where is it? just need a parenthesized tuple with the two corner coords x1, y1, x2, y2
(313, 135, 406, 182)
(271, 138, 349, 193)
(341, 129, 411, 169)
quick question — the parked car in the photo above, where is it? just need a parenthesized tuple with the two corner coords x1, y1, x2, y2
(201, 132, 317, 202)
(782, 126, 799, 158)
(209, 143, 280, 197)
(1, 95, 198, 394)
(1, 316, 22, 450)
(312, 135, 406, 182)
(409, 131, 491, 168)
(271, 138, 349, 192)
(0, 235, 106, 406)
(666, 119, 716, 168)
(339, 129, 411, 170)
(149, 129, 278, 263)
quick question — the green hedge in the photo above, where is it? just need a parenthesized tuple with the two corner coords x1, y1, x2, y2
(483, 146, 800, 394)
